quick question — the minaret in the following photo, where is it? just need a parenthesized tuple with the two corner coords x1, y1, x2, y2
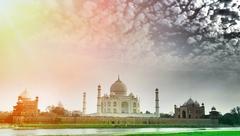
(155, 88, 160, 117)
(35, 96, 39, 111)
(82, 92, 86, 115)
(97, 85, 101, 114)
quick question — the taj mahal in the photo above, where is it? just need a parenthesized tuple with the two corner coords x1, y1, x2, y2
(95, 76, 159, 117)
(96, 76, 140, 116)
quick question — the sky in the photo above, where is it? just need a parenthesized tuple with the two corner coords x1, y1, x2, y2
(0, 0, 240, 115)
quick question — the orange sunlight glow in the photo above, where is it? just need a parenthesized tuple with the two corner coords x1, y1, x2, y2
(0, 0, 129, 113)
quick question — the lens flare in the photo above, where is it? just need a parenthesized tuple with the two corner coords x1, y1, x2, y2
(0, 0, 17, 16)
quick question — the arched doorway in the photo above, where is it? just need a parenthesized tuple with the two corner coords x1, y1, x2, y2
(121, 102, 129, 113)
(182, 111, 186, 118)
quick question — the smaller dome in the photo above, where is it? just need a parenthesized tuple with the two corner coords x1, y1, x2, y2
(194, 101, 200, 106)
(183, 98, 202, 107)
(211, 107, 216, 111)
(129, 92, 134, 97)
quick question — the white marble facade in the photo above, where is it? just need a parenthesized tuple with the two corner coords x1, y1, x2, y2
(97, 76, 140, 115)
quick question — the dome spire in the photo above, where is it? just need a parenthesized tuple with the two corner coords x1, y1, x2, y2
(118, 74, 120, 81)
(20, 88, 30, 98)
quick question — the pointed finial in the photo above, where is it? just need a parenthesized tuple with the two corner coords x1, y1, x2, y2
(118, 74, 120, 81)
(20, 88, 29, 98)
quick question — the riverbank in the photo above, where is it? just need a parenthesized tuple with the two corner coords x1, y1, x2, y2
(1, 123, 225, 129)
(0, 124, 13, 129)
(125, 131, 240, 136)
(0, 127, 240, 136)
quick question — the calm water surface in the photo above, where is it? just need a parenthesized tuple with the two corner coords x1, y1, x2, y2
(0, 127, 240, 136)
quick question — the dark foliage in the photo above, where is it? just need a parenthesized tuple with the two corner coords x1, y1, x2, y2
(160, 113, 174, 118)
(219, 106, 240, 126)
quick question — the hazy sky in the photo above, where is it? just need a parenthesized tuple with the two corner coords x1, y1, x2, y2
(0, 0, 240, 114)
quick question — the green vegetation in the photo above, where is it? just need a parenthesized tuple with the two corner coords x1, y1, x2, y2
(0, 124, 12, 129)
(125, 131, 240, 136)
(10, 123, 221, 129)
(219, 106, 240, 126)
(15, 124, 116, 129)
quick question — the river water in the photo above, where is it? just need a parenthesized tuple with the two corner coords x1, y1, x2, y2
(0, 127, 240, 136)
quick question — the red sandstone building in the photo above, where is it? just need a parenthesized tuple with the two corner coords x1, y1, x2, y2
(174, 98, 205, 119)
(12, 90, 39, 123)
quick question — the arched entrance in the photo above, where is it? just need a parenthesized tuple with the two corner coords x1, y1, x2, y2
(121, 102, 129, 113)
(182, 111, 186, 118)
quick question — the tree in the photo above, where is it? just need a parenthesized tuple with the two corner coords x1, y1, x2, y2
(46, 102, 68, 116)
(38, 1, 240, 66)
(219, 113, 235, 126)
(67, 0, 240, 63)
(145, 110, 151, 114)
(160, 113, 174, 118)
(219, 106, 240, 125)
(120, 0, 240, 59)
(231, 106, 240, 115)
(230, 106, 240, 124)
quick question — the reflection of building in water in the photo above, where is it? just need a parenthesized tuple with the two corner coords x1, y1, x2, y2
(12, 89, 39, 123)
(97, 76, 140, 116)
(174, 98, 205, 119)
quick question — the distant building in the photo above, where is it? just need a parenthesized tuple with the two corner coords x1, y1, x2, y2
(12, 89, 39, 123)
(97, 76, 140, 116)
(72, 110, 82, 117)
(174, 98, 205, 119)
(209, 106, 220, 119)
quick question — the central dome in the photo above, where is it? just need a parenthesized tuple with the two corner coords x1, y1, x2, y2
(110, 76, 127, 96)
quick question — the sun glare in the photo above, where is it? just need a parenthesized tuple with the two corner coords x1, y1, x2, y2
(0, 0, 45, 38)
(0, 1, 17, 15)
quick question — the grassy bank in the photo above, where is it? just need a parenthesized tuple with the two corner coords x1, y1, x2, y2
(125, 131, 240, 136)
(9, 123, 223, 129)
(0, 124, 12, 129)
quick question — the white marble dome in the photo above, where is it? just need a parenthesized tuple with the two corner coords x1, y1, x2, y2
(110, 76, 127, 96)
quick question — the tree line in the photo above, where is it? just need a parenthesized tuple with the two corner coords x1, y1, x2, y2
(219, 106, 240, 126)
